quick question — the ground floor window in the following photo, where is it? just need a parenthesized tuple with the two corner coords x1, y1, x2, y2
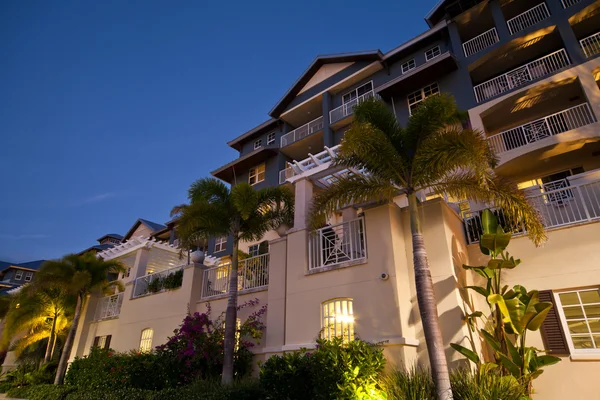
(555, 287, 600, 353)
(322, 298, 354, 341)
(92, 334, 111, 350)
(139, 328, 154, 352)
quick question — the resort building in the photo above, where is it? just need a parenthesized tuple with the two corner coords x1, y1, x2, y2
(68, 0, 600, 398)
(0, 260, 46, 295)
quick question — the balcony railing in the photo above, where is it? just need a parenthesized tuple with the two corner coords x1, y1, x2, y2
(95, 292, 124, 321)
(280, 116, 324, 148)
(464, 176, 600, 243)
(473, 49, 570, 103)
(201, 253, 269, 299)
(580, 32, 600, 58)
(463, 28, 499, 57)
(507, 3, 550, 35)
(329, 91, 375, 124)
(487, 103, 596, 154)
(309, 218, 366, 270)
(561, 0, 580, 7)
(132, 265, 185, 298)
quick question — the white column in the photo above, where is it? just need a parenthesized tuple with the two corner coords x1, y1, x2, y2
(293, 178, 314, 230)
(132, 247, 150, 279)
(341, 206, 357, 222)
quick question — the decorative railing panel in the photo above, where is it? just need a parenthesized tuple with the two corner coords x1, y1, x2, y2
(95, 293, 124, 321)
(309, 218, 366, 270)
(201, 253, 269, 299)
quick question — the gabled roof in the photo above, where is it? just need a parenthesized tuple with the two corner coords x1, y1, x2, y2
(269, 50, 384, 118)
(123, 219, 167, 241)
(78, 243, 115, 255)
(0, 260, 46, 272)
(0, 261, 11, 271)
(96, 233, 123, 242)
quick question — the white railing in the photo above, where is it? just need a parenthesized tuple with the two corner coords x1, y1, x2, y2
(580, 32, 600, 58)
(201, 253, 269, 299)
(329, 91, 376, 124)
(561, 0, 580, 7)
(464, 177, 600, 243)
(473, 49, 570, 103)
(95, 292, 124, 321)
(132, 265, 185, 298)
(507, 3, 550, 35)
(278, 145, 341, 184)
(280, 116, 324, 147)
(309, 218, 366, 270)
(463, 28, 499, 57)
(487, 103, 596, 154)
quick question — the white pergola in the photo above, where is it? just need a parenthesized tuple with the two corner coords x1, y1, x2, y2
(98, 236, 185, 274)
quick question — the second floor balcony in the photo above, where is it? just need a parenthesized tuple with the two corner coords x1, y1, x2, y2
(487, 103, 596, 155)
(308, 218, 366, 271)
(329, 90, 376, 128)
(132, 265, 185, 298)
(201, 253, 269, 299)
(506, 3, 551, 36)
(94, 292, 124, 321)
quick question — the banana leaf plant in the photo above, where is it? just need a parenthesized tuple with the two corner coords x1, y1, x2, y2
(451, 210, 559, 396)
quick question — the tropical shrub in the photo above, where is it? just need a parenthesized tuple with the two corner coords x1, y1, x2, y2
(6, 383, 76, 400)
(260, 337, 386, 400)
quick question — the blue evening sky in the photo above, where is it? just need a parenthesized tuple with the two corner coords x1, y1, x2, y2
(0, 0, 436, 262)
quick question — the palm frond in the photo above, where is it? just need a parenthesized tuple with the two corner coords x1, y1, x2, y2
(188, 178, 230, 204)
(310, 174, 400, 228)
(434, 172, 546, 245)
(230, 183, 258, 220)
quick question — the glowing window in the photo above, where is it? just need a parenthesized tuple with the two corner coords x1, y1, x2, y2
(407, 83, 439, 115)
(249, 164, 266, 185)
(139, 328, 154, 352)
(322, 299, 354, 341)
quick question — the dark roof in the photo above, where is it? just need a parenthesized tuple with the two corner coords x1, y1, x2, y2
(425, 0, 485, 27)
(227, 119, 279, 151)
(15, 260, 46, 271)
(0, 261, 11, 271)
(78, 243, 115, 255)
(382, 21, 448, 63)
(96, 233, 124, 242)
(269, 50, 384, 118)
(123, 219, 167, 241)
(211, 146, 278, 184)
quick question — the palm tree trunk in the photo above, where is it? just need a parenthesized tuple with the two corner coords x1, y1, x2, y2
(408, 192, 453, 400)
(44, 312, 58, 363)
(54, 294, 82, 385)
(221, 238, 239, 384)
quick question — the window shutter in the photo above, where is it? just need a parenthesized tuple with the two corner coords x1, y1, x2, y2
(539, 290, 570, 355)
(104, 335, 112, 350)
(92, 336, 100, 348)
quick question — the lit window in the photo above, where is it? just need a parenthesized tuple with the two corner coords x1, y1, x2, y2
(249, 163, 266, 185)
(24, 272, 33, 282)
(407, 82, 439, 115)
(401, 59, 415, 73)
(254, 139, 262, 150)
(14, 270, 23, 281)
(267, 132, 276, 145)
(342, 81, 373, 104)
(139, 328, 154, 352)
(322, 299, 354, 342)
(248, 244, 259, 257)
(425, 45, 441, 61)
(215, 236, 227, 252)
(555, 288, 600, 353)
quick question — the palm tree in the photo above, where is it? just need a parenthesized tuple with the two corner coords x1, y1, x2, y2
(34, 253, 125, 385)
(310, 95, 545, 400)
(172, 177, 293, 384)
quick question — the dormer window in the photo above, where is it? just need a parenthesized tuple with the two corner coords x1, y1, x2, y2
(24, 272, 33, 282)
(425, 46, 441, 61)
(14, 270, 23, 281)
(254, 139, 262, 150)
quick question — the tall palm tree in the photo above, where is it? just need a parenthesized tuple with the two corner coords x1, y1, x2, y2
(35, 253, 125, 385)
(172, 177, 293, 384)
(310, 95, 545, 400)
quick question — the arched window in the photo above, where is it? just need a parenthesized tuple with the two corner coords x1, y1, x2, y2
(139, 328, 154, 352)
(322, 299, 354, 341)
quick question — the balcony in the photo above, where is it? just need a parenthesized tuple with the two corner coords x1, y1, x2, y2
(132, 265, 184, 298)
(94, 293, 124, 321)
(487, 103, 596, 155)
(561, 0, 581, 8)
(201, 253, 269, 299)
(308, 218, 366, 271)
(280, 116, 325, 159)
(507, 3, 551, 35)
(463, 28, 499, 57)
(329, 90, 375, 127)
(580, 32, 600, 58)
(473, 49, 571, 103)
(464, 173, 600, 244)
(281, 116, 324, 148)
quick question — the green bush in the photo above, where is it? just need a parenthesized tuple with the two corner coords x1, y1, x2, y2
(6, 384, 76, 400)
(65, 387, 154, 400)
(260, 337, 386, 400)
(381, 367, 436, 400)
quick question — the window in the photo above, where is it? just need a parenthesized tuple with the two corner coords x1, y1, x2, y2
(93, 335, 112, 350)
(248, 244, 260, 257)
(139, 328, 154, 352)
(214, 236, 227, 252)
(407, 82, 439, 115)
(267, 132, 276, 145)
(14, 270, 23, 281)
(24, 272, 33, 282)
(254, 139, 262, 150)
(555, 288, 600, 353)
(322, 299, 354, 342)
(401, 59, 415, 73)
(342, 81, 373, 104)
(425, 45, 441, 61)
(248, 163, 265, 185)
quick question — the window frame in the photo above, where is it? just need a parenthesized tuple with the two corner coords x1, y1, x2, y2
(407, 82, 439, 115)
(401, 59, 416, 73)
(342, 81, 374, 105)
(248, 244, 260, 257)
(14, 270, 23, 281)
(24, 272, 33, 282)
(214, 236, 227, 253)
(425, 45, 441, 61)
(254, 139, 262, 150)
(554, 288, 600, 357)
(139, 328, 154, 353)
(267, 132, 276, 145)
(321, 298, 355, 342)
(248, 163, 266, 185)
